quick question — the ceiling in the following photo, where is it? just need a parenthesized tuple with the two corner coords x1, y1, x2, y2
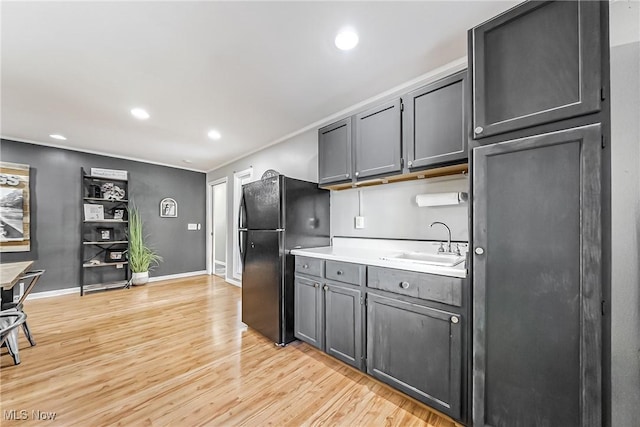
(1, 1, 517, 172)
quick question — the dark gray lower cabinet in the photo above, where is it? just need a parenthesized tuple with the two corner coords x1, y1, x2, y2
(367, 292, 462, 419)
(294, 276, 322, 349)
(324, 282, 362, 368)
(294, 274, 363, 370)
(472, 124, 602, 426)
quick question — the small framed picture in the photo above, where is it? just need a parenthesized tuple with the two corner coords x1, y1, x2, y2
(160, 197, 177, 218)
(113, 208, 125, 220)
(105, 249, 125, 263)
(84, 204, 104, 221)
(97, 227, 113, 241)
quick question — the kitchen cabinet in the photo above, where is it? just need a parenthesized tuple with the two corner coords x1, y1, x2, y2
(472, 124, 602, 426)
(324, 281, 362, 368)
(404, 71, 467, 169)
(470, 0, 603, 139)
(293, 275, 323, 349)
(318, 117, 352, 185)
(354, 98, 402, 180)
(294, 258, 364, 370)
(367, 292, 462, 419)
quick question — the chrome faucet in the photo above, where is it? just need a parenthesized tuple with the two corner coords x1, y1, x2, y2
(430, 221, 454, 254)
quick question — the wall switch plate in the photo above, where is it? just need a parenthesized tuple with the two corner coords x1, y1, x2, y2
(187, 223, 198, 230)
(355, 216, 365, 229)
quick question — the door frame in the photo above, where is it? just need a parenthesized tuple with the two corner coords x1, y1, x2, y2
(232, 167, 253, 283)
(206, 177, 228, 278)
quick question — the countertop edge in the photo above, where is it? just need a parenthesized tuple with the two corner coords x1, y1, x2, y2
(291, 248, 467, 279)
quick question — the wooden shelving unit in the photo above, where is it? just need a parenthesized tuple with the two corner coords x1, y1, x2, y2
(81, 168, 130, 296)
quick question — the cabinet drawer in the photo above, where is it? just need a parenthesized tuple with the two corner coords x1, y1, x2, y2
(325, 260, 364, 285)
(295, 256, 323, 277)
(367, 266, 462, 307)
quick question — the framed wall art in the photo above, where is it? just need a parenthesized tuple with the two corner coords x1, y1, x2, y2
(0, 162, 30, 252)
(160, 198, 177, 218)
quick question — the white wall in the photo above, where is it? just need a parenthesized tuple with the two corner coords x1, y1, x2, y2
(610, 1, 640, 424)
(331, 176, 468, 241)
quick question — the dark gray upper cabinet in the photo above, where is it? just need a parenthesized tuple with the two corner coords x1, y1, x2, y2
(471, 0, 602, 139)
(293, 275, 323, 349)
(318, 117, 352, 185)
(472, 124, 602, 426)
(324, 282, 363, 369)
(367, 292, 462, 419)
(404, 71, 467, 169)
(354, 98, 402, 179)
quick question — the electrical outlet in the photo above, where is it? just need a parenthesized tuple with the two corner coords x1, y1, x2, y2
(355, 216, 365, 229)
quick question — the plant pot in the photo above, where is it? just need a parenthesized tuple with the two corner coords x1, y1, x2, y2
(131, 271, 149, 286)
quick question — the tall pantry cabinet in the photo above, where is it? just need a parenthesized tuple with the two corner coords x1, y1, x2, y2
(468, 1, 610, 426)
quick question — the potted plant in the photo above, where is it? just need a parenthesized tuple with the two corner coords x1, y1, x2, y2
(128, 206, 162, 285)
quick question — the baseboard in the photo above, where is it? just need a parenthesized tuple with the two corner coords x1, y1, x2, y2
(225, 277, 241, 287)
(27, 270, 209, 299)
(27, 287, 80, 300)
(149, 270, 208, 283)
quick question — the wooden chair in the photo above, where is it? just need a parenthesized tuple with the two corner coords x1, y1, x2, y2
(1, 270, 44, 347)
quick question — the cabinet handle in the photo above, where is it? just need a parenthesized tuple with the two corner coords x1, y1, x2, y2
(355, 172, 360, 177)
(451, 316, 459, 324)
(345, 173, 350, 178)
(314, 283, 319, 288)
(474, 247, 485, 255)
(400, 281, 410, 289)
(303, 264, 309, 269)
(336, 270, 343, 275)
(323, 285, 329, 291)
(474, 126, 484, 134)
(407, 160, 413, 167)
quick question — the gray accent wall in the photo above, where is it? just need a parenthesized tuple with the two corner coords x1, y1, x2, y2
(610, 4, 640, 423)
(1, 139, 207, 293)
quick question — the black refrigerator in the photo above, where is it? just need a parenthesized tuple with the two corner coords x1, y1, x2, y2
(239, 175, 330, 345)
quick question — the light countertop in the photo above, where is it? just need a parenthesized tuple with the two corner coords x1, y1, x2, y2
(291, 238, 467, 278)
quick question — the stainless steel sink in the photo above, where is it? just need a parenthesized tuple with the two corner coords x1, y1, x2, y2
(381, 252, 465, 267)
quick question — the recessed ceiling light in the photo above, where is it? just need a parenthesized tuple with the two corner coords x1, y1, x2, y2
(49, 134, 67, 140)
(182, 159, 193, 164)
(130, 108, 150, 120)
(335, 28, 359, 51)
(207, 129, 222, 140)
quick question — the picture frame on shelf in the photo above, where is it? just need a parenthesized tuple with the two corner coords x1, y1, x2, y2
(97, 227, 114, 241)
(84, 204, 104, 221)
(105, 249, 126, 263)
(160, 197, 177, 218)
(112, 208, 125, 221)
(91, 168, 128, 181)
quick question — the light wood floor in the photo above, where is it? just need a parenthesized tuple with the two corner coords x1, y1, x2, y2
(1, 275, 457, 426)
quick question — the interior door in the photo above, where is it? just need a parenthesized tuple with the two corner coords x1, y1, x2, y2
(241, 230, 283, 343)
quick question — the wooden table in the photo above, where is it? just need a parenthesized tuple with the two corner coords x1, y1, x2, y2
(0, 261, 34, 290)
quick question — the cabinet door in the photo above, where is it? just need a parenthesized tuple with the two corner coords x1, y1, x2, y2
(472, 124, 602, 426)
(324, 282, 362, 369)
(367, 293, 462, 419)
(318, 118, 352, 185)
(354, 99, 402, 179)
(471, 0, 602, 138)
(404, 71, 467, 169)
(294, 276, 323, 349)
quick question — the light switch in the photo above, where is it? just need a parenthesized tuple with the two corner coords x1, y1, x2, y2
(187, 223, 198, 230)
(355, 216, 365, 229)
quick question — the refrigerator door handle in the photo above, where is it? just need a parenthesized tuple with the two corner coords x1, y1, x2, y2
(238, 193, 247, 230)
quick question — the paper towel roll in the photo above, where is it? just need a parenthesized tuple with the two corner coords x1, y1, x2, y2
(415, 192, 468, 207)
